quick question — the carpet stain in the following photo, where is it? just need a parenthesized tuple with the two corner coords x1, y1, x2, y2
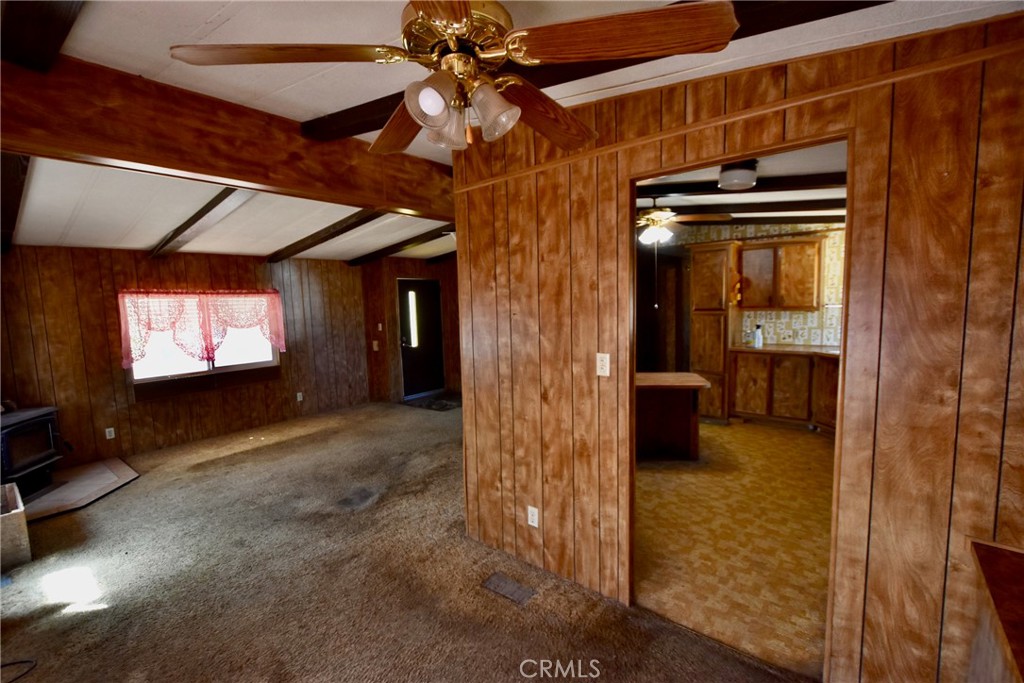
(338, 486, 381, 510)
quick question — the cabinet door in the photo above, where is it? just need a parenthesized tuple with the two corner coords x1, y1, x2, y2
(732, 352, 770, 415)
(691, 248, 728, 311)
(740, 247, 774, 308)
(700, 374, 726, 419)
(690, 313, 725, 373)
(772, 355, 812, 420)
(776, 242, 820, 309)
(812, 356, 840, 428)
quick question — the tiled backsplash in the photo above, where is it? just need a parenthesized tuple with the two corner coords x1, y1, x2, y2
(677, 223, 845, 346)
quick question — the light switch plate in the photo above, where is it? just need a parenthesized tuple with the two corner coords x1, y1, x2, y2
(596, 353, 610, 377)
(527, 506, 539, 528)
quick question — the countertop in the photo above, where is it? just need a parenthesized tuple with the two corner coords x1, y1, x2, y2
(636, 372, 711, 389)
(730, 343, 840, 357)
(972, 541, 1024, 675)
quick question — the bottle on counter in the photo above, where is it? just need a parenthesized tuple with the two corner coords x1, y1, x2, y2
(754, 324, 764, 348)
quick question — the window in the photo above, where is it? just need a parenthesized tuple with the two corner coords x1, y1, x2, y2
(118, 290, 286, 383)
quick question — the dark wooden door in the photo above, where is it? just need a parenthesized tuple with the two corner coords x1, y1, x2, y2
(398, 278, 445, 399)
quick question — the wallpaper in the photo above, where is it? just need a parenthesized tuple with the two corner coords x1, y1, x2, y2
(675, 223, 845, 347)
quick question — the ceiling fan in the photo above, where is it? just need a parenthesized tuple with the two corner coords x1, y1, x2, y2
(170, 1, 739, 155)
(635, 208, 732, 244)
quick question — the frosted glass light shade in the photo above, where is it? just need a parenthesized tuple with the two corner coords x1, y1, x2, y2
(638, 225, 672, 245)
(718, 159, 758, 191)
(426, 105, 467, 150)
(405, 71, 457, 130)
(471, 82, 521, 142)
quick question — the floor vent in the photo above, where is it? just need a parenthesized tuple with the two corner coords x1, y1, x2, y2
(482, 572, 535, 605)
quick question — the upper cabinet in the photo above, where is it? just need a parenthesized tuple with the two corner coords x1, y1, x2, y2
(739, 237, 822, 310)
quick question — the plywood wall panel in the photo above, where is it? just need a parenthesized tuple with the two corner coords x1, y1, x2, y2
(0, 246, 370, 464)
(596, 152, 620, 599)
(537, 165, 575, 580)
(726, 65, 786, 154)
(862, 26, 984, 682)
(492, 178, 518, 554)
(660, 83, 687, 168)
(455, 192, 480, 540)
(570, 156, 601, 592)
(938, 31, 1024, 680)
(998, 238, 1024, 547)
(71, 249, 121, 460)
(448, 17, 1024, 683)
(506, 174, 544, 567)
(785, 45, 893, 140)
(685, 77, 726, 163)
(1, 251, 44, 406)
(468, 185, 504, 549)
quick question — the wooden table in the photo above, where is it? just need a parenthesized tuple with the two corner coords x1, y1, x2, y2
(635, 372, 710, 461)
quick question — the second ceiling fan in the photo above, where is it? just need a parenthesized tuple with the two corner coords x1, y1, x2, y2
(171, 1, 739, 154)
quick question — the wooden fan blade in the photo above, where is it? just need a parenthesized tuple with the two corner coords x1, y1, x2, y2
(499, 79, 597, 152)
(369, 102, 422, 155)
(672, 214, 733, 223)
(170, 43, 409, 66)
(504, 2, 738, 65)
(409, 1, 473, 26)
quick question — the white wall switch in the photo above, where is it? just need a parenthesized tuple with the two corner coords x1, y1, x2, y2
(372, 340, 379, 351)
(527, 505, 539, 528)
(596, 353, 611, 377)
(105, 427, 116, 440)
(296, 392, 304, 402)
(377, 323, 383, 331)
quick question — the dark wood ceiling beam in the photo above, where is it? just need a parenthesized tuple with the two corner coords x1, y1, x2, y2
(1, 153, 30, 253)
(299, 1, 889, 141)
(667, 214, 847, 226)
(150, 188, 257, 257)
(267, 209, 384, 263)
(654, 198, 847, 215)
(0, 56, 454, 220)
(637, 172, 847, 198)
(346, 224, 454, 266)
(1, 1, 84, 73)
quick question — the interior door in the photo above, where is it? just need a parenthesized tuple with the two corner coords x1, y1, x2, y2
(398, 278, 445, 399)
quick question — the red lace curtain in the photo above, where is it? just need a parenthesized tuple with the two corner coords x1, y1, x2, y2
(118, 289, 286, 368)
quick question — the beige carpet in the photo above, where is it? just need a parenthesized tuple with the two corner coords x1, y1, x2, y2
(634, 421, 834, 679)
(1, 404, 811, 683)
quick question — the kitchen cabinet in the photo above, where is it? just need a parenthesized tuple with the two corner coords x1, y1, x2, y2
(731, 347, 838, 427)
(689, 242, 739, 419)
(812, 355, 840, 429)
(739, 238, 822, 310)
(772, 355, 812, 420)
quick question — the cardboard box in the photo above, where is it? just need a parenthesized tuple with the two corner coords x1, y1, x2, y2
(1, 483, 31, 571)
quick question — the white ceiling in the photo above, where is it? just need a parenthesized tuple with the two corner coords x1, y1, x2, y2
(636, 140, 848, 221)
(12, 1, 1022, 261)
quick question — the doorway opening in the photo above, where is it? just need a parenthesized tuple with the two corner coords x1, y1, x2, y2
(631, 140, 848, 678)
(398, 278, 445, 400)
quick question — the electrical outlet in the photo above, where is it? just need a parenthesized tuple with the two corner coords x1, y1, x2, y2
(527, 505, 539, 528)
(372, 340, 379, 352)
(296, 392, 304, 402)
(596, 353, 610, 377)
(104, 427, 116, 440)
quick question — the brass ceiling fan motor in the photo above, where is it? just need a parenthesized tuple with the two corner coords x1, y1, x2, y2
(170, 1, 739, 154)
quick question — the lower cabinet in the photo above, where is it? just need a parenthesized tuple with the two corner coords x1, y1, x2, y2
(731, 350, 838, 428)
(811, 356, 840, 429)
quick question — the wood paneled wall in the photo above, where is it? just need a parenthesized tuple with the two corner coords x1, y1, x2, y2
(0, 246, 367, 466)
(452, 14, 1024, 682)
(361, 255, 460, 402)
